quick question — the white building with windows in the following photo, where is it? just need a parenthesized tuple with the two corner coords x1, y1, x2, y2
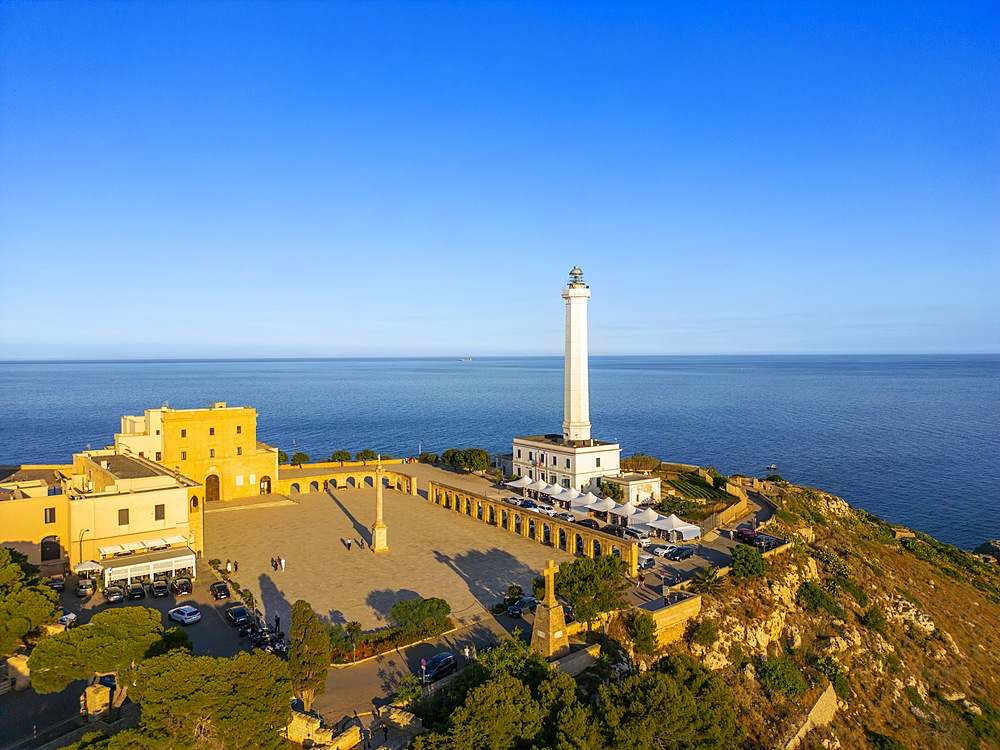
(511, 267, 621, 491)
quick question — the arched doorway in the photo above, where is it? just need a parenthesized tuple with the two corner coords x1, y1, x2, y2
(559, 529, 567, 550)
(206, 474, 221, 502)
(593, 540, 602, 556)
(528, 519, 536, 539)
(309, 481, 319, 493)
(290, 483, 300, 494)
(259, 476, 271, 494)
(41, 535, 61, 562)
(191, 496, 199, 510)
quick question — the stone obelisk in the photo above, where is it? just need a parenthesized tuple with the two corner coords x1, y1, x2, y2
(371, 455, 389, 552)
(562, 266, 592, 443)
(530, 559, 570, 659)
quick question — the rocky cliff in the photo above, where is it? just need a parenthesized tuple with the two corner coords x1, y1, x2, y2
(674, 485, 1000, 750)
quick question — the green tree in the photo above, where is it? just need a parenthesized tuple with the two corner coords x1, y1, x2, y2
(355, 449, 377, 461)
(600, 481, 624, 503)
(657, 654, 744, 746)
(757, 657, 806, 698)
(389, 597, 451, 637)
(278, 450, 288, 464)
(462, 448, 491, 474)
(0, 547, 59, 657)
(128, 649, 291, 750)
(691, 566, 725, 596)
(553, 555, 629, 628)
(730, 545, 768, 580)
(146, 626, 193, 658)
(330, 450, 352, 462)
(658, 495, 698, 517)
(625, 610, 658, 660)
(28, 606, 164, 704)
(504, 584, 523, 603)
(345, 620, 362, 663)
(446, 675, 544, 749)
(291, 452, 310, 466)
(441, 448, 463, 470)
(289, 600, 329, 712)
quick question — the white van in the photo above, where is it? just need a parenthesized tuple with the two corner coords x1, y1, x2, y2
(622, 528, 652, 547)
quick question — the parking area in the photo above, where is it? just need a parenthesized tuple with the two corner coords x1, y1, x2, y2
(57, 573, 246, 659)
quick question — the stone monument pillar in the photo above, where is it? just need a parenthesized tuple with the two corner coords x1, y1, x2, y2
(562, 266, 592, 443)
(530, 559, 570, 659)
(371, 456, 389, 553)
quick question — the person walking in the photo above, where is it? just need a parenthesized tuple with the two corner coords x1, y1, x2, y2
(358, 538, 365, 551)
(233, 560, 238, 574)
(280, 557, 286, 572)
(637, 573, 645, 588)
(347, 538, 352, 551)
(675, 572, 681, 585)
(226, 559, 232, 574)
(381, 723, 389, 742)
(274, 614, 280, 631)
(463, 645, 470, 665)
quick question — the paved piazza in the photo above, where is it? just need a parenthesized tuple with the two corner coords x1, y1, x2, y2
(204, 472, 574, 633)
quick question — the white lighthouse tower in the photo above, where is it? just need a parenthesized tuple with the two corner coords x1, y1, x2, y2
(511, 267, 621, 492)
(562, 266, 592, 442)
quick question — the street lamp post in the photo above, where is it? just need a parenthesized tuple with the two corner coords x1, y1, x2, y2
(78, 528, 90, 566)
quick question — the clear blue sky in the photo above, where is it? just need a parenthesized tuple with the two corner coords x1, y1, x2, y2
(1, 1, 997, 358)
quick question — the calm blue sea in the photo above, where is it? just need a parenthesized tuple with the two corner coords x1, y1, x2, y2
(1, 356, 997, 549)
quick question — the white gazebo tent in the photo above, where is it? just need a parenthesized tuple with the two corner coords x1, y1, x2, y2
(541, 484, 565, 497)
(507, 477, 532, 489)
(649, 514, 701, 542)
(585, 497, 621, 522)
(629, 507, 664, 529)
(525, 479, 549, 492)
(551, 489, 582, 509)
(608, 500, 639, 522)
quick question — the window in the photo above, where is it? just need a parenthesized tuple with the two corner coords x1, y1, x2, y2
(540, 454, 545, 464)
(552, 455, 557, 465)
(528, 470, 533, 479)
(44, 507, 56, 524)
(565, 458, 570, 468)
(528, 452, 533, 461)
(550, 475, 557, 484)
(236, 425, 242, 434)
(181, 429, 187, 438)
(155, 504, 165, 521)
(236, 447, 242, 456)
(250, 474, 256, 485)
(209, 449, 215, 458)
(155, 451, 162, 461)
(236, 475, 244, 487)
(181, 451, 187, 460)
(562, 479, 570, 488)
(155, 429, 160, 435)
(209, 427, 215, 436)
(139, 452, 145, 458)
(596, 457, 601, 468)
(118, 508, 129, 526)
(517, 449, 521, 458)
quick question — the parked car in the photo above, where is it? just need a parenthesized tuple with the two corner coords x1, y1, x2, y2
(48, 575, 66, 591)
(168, 605, 202, 625)
(667, 546, 695, 561)
(127, 581, 146, 600)
(75, 578, 95, 597)
(520, 500, 539, 511)
(601, 525, 627, 539)
(507, 596, 539, 618)
(97, 674, 116, 690)
(736, 528, 758, 544)
(652, 545, 677, 558)
(638, 554, 656, 571)
(150, 580, 170, 598)
(225, 604, 251, 627)
(421, 652, 457, 684)
(103, 586, 125, 603)
(502, 497, 523, 506)
(554, 512, 575, 522)
(210, 582, 230, 601)
(622, 528, 652, 547)
(561, 603, 575, 623)
(171, 577, 193, 595)
(575, 518, 601, 531)
(58, 608, 77, 628)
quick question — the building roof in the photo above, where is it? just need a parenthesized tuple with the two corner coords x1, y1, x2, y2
(513, 434, 620, 449)
(94, 454, 169, 479)
(603, 473, 662, 485)
(0, 466, 69, 485)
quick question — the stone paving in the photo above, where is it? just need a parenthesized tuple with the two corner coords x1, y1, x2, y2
(204, 476, 574, 634)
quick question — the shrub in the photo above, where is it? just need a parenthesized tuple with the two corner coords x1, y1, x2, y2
(860, 606, 888, 637)
(505, 584, 523, 603)
(691, 566, 725, 596)
(731, 546, 768, 580)
(626, 611, 658, 657)
(814, 656, 850, 700)
(837, 578, 869, 608)
(690, 618, 718, 647)
(757, 657, 806, 699)
(798, 581, 846, 618)
(864, 729, 909, 749)
(388, 597, 451, 637)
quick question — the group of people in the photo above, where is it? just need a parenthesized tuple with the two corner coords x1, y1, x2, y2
(270, 556, 286, 572)
(344, 537, 365, 551)
(225, 559, 238, 574)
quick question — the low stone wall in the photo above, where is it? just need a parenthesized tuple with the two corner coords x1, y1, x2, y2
(719, 496, 751, 526)
(784, 683, 838, 749)
(286, 458, 406, 470)
(553, 643, 602, 676)
(30, 703, 140, 750)
(284, 710, 336, 746)
(650, 594, 702, 646)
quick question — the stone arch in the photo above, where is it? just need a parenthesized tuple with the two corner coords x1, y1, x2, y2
(612, 545, 622, 558)
(488, 506, 496, 525)
(309, 481, 319, 493)
(205, 473, 221, 502)
(593, 539, 602, 557)
(559, 528, 567, 551)
(465, 499, 472, 516)
(259, 476, 271, 494)
(40, 535, 61, 562)
(477, 502, 483, 520)
(190, 496, 199, 510)
(514, 514, 522, 534)
(543, 523, 551, 545)
(290, 483, 300, 494)
(501, 509, 508, 528)
(575, 534, 584, 554)
(528, 519, 536, 539)
(364, 476, 375, 488)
